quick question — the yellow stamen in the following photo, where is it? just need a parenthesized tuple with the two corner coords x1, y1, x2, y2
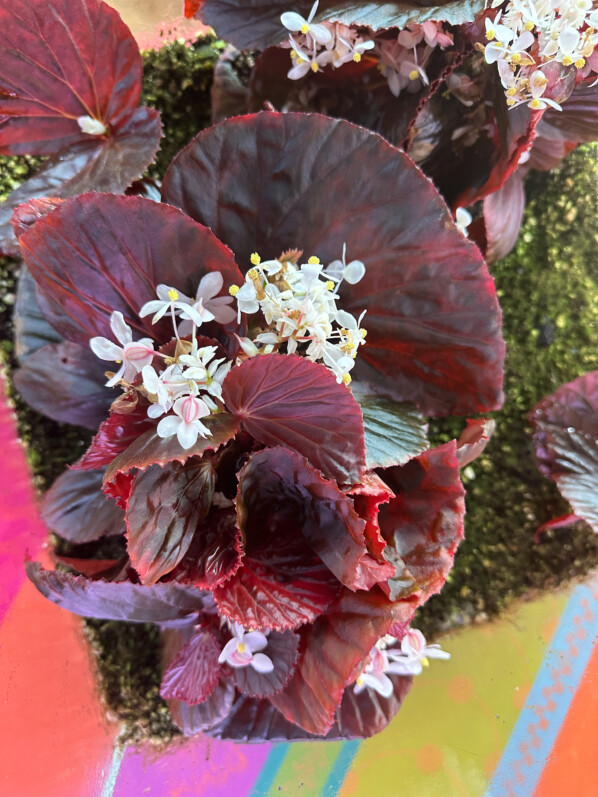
(530, 98, 541, 109)
(342, 373, 352, 385)
(353, 52, 362, 62)
(524, 21, 534, 31)
(168, 288, 179, 301)
(562, 54, 573, 66)
(229, 284, 240, 296)
(290, 49, 298, 59)
(238, 642, 246, 653)
(485, 29, 495, 40)
(359, 328, 367, 338)
(325, 280, 335, 290)
(575, 57, 586, 68)
(250, 252, 261, 265)
(308, 256, 320, 264)
(115, 359, 122, 364)
(356, 675, 364, 686)
(409, 69, 419, 81)
(300, 23, 309, 34)
(510, 53, 521, 64)
(506, 97, 516, 106)
(422, 657, 429, 667)
(311, 61, 319, 72)
(506, 87, 517, 96)
(247, 268, 258, 280)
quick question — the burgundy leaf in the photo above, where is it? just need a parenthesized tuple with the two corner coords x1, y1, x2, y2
(160, 627, 221, 704)
(13, 266, 63, 364)
(103, 414, 240, 487)
(167, 509, 243, 590)
(42, 468, 125, 543)
(163, 112, 504, 416)
(13, 340, 112, 429)
(26, 562, 205, 623)
(537, 82, 598, 144)
(379, 441, 465, 603)
(535, 512, 585, 542)
(223, 353, 366, 485)
(349, 472, 395, 562)
(483, 172, 525, 264)
(456, 418, 496, 468)
(0, 0, 142, 155)
(269, 586, 417, 735)
(211, 46, 251, 124)
(169, 679, 236, 734)
(11, 198, 64, 241)
(230, 630, 300, 698)
(236, 446, 391, 591)
(126, 460, 216, 585)
(74, 393, 155, 471)
(0, 107, 162, 255)
(201, 0, 485, 51)
(330, 671, 413, 739)
(19, 193, 243, 346)
(52, 556, 127, 580)
(530, 370, 598, 533)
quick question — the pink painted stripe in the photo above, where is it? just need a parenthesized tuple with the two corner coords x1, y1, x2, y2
(0, 374, 48, 624)
(112, 739, 273, 797)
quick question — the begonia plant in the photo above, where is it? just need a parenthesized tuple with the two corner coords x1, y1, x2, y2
(17, 110, 505, 740)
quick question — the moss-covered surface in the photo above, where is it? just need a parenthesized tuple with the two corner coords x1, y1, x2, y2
(2, 41, 598, 740)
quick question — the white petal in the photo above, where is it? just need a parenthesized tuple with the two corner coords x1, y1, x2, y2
(245, 631, 268, 652)
(309, 23, 332, 45)
(157, 415, 181, 439)
(288, 61, 312, 80)
(109, 311, 132, 346)
(197, 271, 224, 300)
(343, 259, 365, 284)
(147, 402, 166, 418)
(208, 299, 237, 325)
(89, 337, 124, 361)
(251, 653, 274, 673)
(426, 646, 450, 660)
(177, 421, 199, 450)
(77, 115, 107, 135)
(281, 11, 306, 31)
(138, 300, 165, 318)
(218, 637, 241, 664)
(336, 309, 358, 329)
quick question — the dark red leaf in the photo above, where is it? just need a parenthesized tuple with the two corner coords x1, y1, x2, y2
(13, 340, 112, 429)
(0, 0, 142, 155)
(269, 586, 417, 735)
(231, 630, 300, 698)
(483, 172, 525, 264)
(126, 460, 216, 585)
(163, 112, 504, 416)
(13, 266, 63, 364)
(236, 446, 391, 591)
(160, 627, 221, 704)
(201, 0, 484, 50)
(349, 472, 395, 562)
(52, 556, 127, 580)
(223, 353, 366, 485)
(11, 199, 64, 241)
(530, 370, 598, 533)
(103, 414, 240, 487)
(74, 393, 154, 471)
(26, 561, 206, 623)
(0, 107, 162, 255)
(42, 468, 125, 543)
(379, 441, 465, 603)
(19, 193, 243, 346)
(456, 418, 496, 468)
(330, 671, 413, 739)
(536, 81, 598, 144)
(167, 509, 243, 590)
(169, 679, 236, 734)
(535, 512, 585, 542)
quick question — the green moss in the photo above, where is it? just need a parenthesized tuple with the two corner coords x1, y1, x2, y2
(418, 143, 598, 635)
(3, 40, 598, 736)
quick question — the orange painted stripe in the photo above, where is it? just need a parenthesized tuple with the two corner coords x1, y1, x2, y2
(533, 631, 598, 796)
(0, 578, 118, 797)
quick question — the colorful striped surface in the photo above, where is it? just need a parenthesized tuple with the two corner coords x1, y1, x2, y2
(1, 374, 597, 796)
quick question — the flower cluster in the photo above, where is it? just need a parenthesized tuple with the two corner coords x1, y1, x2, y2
(90, 273, 235, 450)
(354, 630, 450, 697)
(484, 0, 598, 109)
(230, 246, 367, 384)
(279, 1, 453, 97)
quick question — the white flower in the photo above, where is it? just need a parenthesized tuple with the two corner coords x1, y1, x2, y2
(325, 243, 366, 285)
(353, 639, 416, 698)
(178, 272, 237, 336)
(281, 1, 332, 46)
(89, 311, 154, 387)
(387, 629, 450, 675)
(139, 284, 209, 327)
(218, 623, 274, 673)
(77, 115, 107, 136)
(156, 394, 212, 449)
(455, 207, 472, 237)
(232, 279, 259, 321)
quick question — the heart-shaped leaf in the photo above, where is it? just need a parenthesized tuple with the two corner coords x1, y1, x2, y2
(13, 265, 62, 363)
(126, 460, 216, 584)
(223, 354, 366, 485)
(18, 193, 243, 347)
(160, 627, 221, 704)
(163, 112, 504, 416)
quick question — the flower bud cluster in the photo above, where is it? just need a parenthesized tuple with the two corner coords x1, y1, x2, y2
(230, 245, 368, 385)
(484, 0, 598, 110)
(280, 1, 453, 97)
